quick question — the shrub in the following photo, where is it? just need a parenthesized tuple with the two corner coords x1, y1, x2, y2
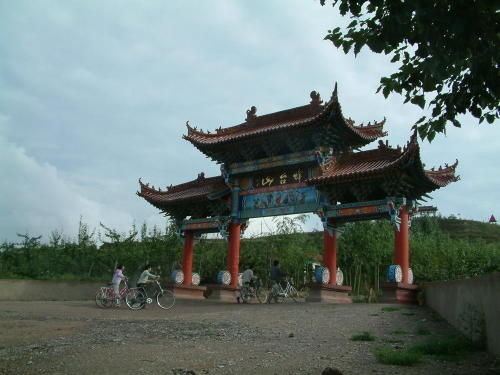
(351, 331, 376, 341)
(374, 347, 422, 366)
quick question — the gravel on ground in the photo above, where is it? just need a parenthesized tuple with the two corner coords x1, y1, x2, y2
(0, 300, 498, 375)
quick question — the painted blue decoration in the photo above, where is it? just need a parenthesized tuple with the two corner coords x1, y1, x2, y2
(217, 270, 231, 285)
(171, 270, 184, 284)
(387, 265, 402, 283)
(314, 266, 330, 284)
(242, 187, 318, 210)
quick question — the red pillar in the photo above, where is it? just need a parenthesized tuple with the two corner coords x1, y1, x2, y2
(323, 227, 337, 286)
(398, 206, 410, 284)
(227, 222, 241, 288)
(182, 231, 194, 286)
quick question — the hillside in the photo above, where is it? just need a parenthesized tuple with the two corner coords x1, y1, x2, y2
(436, 218, 500, 243)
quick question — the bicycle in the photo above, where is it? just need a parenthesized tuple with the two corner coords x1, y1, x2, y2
(95, 280, 130, 308)
(240, 277, 268, 304)
(267, 277, 299, 303)
(125, 280, 175, 310)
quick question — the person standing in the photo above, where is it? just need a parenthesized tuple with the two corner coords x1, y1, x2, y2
(269, 260, 286, 303)
(112, 265, 127, 306)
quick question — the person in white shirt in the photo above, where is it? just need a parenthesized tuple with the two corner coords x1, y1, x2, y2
(241, 267, 255, 286)
(111, 265, 127, 305)
(137, 264, 159, 297)
(238, 265, 258, 303)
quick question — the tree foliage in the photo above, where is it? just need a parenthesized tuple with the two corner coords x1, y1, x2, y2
(0, 216, 498, 296)
(321, 0, 499, 141)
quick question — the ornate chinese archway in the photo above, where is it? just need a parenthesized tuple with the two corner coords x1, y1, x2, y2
(137, 84, 459, 303)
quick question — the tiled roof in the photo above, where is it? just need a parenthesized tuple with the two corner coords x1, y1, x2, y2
(424, 164, 461, 187)
(183, 85, 386, 146)
(137, 174, 229, 205)
(308, 134, 459, 188)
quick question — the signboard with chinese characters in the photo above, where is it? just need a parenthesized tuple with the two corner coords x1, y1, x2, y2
(240, 186, 319, 219)
(253, 167, 306, 189)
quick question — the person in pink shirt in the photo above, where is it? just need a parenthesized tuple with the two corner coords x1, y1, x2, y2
(111, 265, 127, 305)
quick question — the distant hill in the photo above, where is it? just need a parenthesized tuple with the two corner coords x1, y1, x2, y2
(435, 217, 500, 244)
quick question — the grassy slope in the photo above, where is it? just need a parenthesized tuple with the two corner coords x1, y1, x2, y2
(436, 218, 500, 243)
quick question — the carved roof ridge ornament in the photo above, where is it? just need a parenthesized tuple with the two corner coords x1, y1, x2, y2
(328, 83, 387, 140)
(331, 81, 338, 102)
(245, 106, 257, 122)
(310, 90, 323, 108)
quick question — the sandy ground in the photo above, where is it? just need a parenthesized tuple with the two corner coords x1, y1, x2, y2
(0, 300, 498, 375)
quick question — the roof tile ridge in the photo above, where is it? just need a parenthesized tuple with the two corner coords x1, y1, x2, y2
(166, 174, 224, 193)
(183, 86, 340, 142)
(184, 121, 221, 139)
(424, 159, 460, 185)
(137, 178, 166, 196)
(383, 132, 420, 169)
(137, 175, 224, 196)
(329, 87, 386, 141)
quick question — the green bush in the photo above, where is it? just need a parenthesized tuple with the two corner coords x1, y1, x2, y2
(374, 347, 422, 366)
(1, 216, 499, 290)
(351, 331, 376, 341)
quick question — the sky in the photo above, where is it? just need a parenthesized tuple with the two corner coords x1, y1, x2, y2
(1, 1, 498, 243)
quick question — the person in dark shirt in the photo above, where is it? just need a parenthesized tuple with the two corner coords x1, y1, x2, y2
(268, 260, 286, 303)
(270, 260, 286, 283)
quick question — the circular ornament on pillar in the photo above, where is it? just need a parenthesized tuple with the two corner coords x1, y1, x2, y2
(408, 268, 414, 285)
(336, 268, 344, 286)
(314, 266, 330, 284)
(192, 272, 201, 286)
(387, 265, 402, 283)
(217, 270, 231, 285)
(171, 270, 184, 285)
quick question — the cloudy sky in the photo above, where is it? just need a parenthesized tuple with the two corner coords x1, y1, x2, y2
(1, 1, 498, 243)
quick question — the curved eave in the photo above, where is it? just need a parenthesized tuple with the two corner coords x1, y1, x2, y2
(423, 163, 460, 187)
(329, 97, 387, 145)
(307, 135, 459, 195)
(136, 176, 230, 209)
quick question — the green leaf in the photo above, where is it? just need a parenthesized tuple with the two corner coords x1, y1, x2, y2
(485, 113, 496, 124)
(416, 116, 427, 125)
(391, 54, 400, 63)
(411, 95, 426, 109)
(382, 86, 391, 98)
(470, 106, 481, 118)
(348, 20, 358, 28)
(427, 130, 436, 142)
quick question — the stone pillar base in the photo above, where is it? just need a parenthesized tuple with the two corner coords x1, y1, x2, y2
(204, 284, 240, 303)
(167, 284, 207, 300)
(305, 283, 352, 303)
(380, 282, 419, 304)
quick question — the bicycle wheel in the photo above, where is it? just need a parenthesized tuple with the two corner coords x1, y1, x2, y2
(157, 290, 175, 310)
(240, 286, 251, 304)
(95, 289, 108, 308)
(268, 284, 284, 303)
(288, 286, 299, 302)
(103, 288, 115, 308)
(125, 288, 146, 310)
(256, 288, 268, 304)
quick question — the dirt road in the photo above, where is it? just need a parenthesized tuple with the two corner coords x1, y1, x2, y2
(0, 300, 496, 374)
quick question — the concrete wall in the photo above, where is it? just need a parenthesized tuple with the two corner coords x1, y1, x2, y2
(0, 279, 105, 301)
(424, 272, 500, 358)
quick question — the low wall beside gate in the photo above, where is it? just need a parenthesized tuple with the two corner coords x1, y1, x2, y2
(424, 272, 500, 358)
(0, 279, 104, 301)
